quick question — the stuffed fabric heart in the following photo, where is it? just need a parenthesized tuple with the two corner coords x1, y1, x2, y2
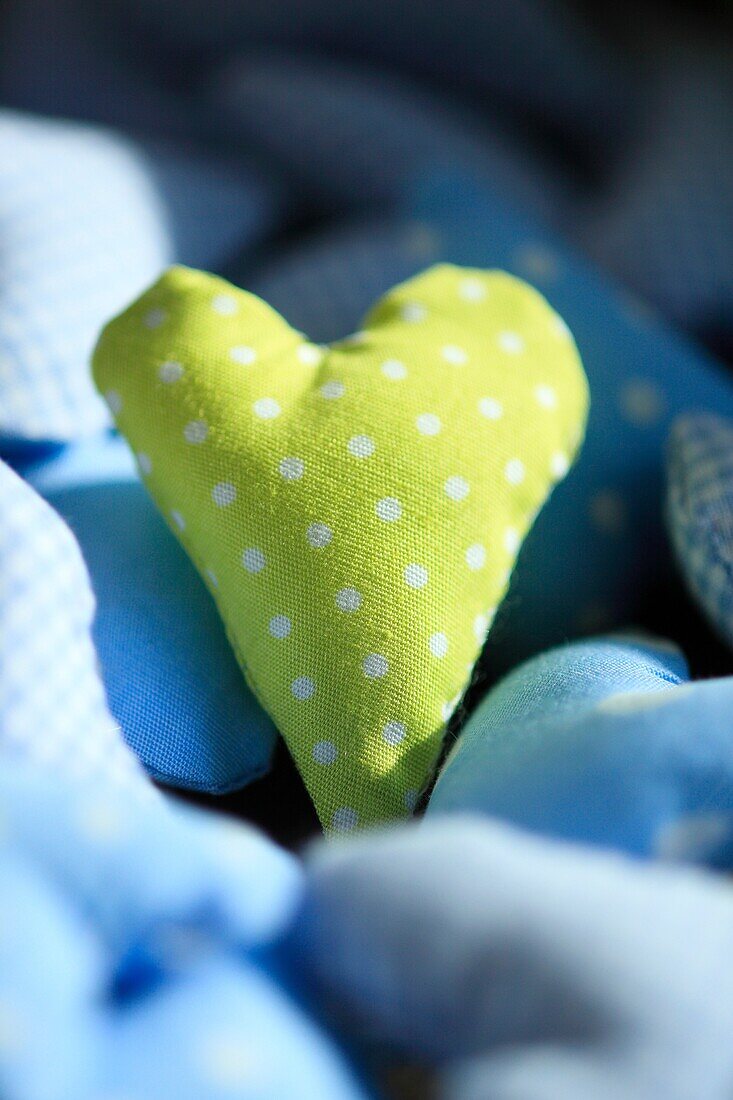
(92, 263, 588, 829)
(667, 413, 733, 652)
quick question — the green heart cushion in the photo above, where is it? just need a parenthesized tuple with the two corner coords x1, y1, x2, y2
(93, 264, 588, 830)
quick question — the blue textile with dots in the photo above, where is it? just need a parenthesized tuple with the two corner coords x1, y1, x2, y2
(667, 414, 733, 654)
(17, 435, 278, 794)
(0, 760, 367, 1100)
(407, 173, 733, 673)
(428, 634, 733, 867)
(294, 816, 733, 1098)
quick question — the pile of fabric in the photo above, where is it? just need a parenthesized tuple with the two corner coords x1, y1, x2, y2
(2, 1, 733, 1096)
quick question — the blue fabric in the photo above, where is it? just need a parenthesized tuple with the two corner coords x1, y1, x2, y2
(405, 172, 733, 674)
(428, 635, 733, 865)
(208, 52, 567, 223)
(0, 109, 280, 446)
(295, 816, 733, 1098)
(0, 760, 367, 1100)
(18, 433, 278, 794)
(579, 51, 733, 343)
(0, 458, 150, 795)
(667, 413, 733, 653)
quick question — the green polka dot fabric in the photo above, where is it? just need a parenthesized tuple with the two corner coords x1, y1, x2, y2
(93, 264, 589, 831)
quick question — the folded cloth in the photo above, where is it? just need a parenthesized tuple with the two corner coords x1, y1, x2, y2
(0, 760, 367, 1100)
(207, 52, 568, 223)
(579, 48, 733, 351)
(0, 109, 279, 446)
(0, 458, 149, 794)
(18, 434, 278, 794)
(294, 816, 733, 1098)
(667, 413, 733, 653)
(117, 0, 624, 154)
(429, 634, 733, 866)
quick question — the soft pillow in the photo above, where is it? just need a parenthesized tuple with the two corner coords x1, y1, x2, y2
(92, 263, 588, 829)
(667, 413, 733, 652)
(19, 434, 278, 794)
(294, 817, 733, 1098)
(429, 634, 733, 865)
(0, 761, 365, 1100)
(0, 109, 278, 446)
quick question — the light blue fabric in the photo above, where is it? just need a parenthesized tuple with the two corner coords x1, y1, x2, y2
(428, 635, 733, 865)
(0, 109, 279, 446)
(0, 458, 150, 795)
(667, 413, 733, 653)
(0, 760, 367, 1100)
(295, 816, 733, 1098)
(19, 434, 278, 794)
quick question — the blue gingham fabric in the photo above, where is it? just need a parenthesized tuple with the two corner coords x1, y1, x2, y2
(428, 634, 733, 867)
(0, 459, 150, 794)
(19, 434, 278, 794)
(667, 414, 733, 652)
(0, 109, 280, 446)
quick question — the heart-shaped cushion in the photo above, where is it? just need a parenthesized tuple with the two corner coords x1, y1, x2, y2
(92, 263, 588, 829)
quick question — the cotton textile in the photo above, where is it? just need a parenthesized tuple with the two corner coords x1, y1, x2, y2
(0, 761, 366, 1100)
(0, 458, 150, 795)
(20, 433, 278, 794)
(93, 263, 588, 829)
(294, 817, 733, 1099)
(429, 634, 733, 866)
(667, 414, 733, 653)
